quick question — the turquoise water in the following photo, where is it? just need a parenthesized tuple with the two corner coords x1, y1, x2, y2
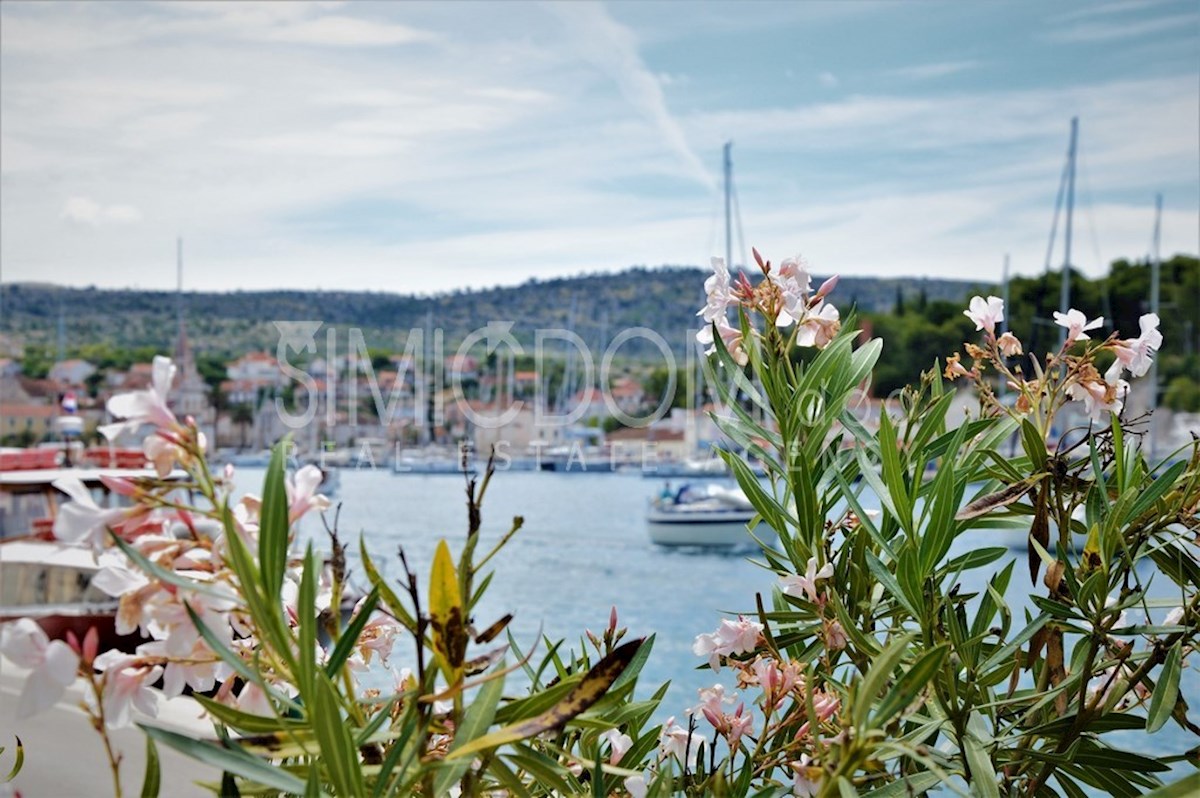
(235, 466, 1196, 782)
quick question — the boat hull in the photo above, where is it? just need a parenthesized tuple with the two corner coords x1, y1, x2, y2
(646, 509, 774, 548)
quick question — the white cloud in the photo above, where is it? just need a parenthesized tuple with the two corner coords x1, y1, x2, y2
(61, 197, 143, 227)
(542, 2, 714, 190)
(263, 15, 436, 47)
(1043, 11, 1195, 43)
(818, 71, 839, 88)
(888, 60, 980, 80)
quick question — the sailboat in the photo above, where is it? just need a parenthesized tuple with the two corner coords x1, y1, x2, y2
(645, 142, 776, 548)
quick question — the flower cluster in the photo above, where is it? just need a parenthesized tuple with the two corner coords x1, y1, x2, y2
(696, 250, 842, 365)
(0, 359, 402, 734)
(953, 295, 1162, 427)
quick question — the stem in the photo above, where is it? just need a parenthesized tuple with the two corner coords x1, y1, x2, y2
(86, 672, 124, 798)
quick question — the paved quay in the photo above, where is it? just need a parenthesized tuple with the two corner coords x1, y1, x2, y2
(1, 662, 220, 797)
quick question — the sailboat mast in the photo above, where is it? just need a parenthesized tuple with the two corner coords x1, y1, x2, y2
(1058, 117, 1078, 346)
(723, 141, 733, 270)
(1149, 193, 1162, 459)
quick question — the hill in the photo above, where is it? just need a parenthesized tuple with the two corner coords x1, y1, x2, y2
(0, 267, 980, 358)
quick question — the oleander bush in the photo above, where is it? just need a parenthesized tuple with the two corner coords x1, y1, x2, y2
(2, 249, 1197, 797)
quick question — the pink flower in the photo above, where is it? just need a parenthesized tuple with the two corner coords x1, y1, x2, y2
(93, 650, 162, 728)
(624, 772, 650, 798)
(997, 332, 1023, 357)
(780, 557, 834, 604)
(795, 690, 840, 739)
(964, 296, 1005, 335)
(726, 703, 755, 748)
(0, 618, 80, 717)
(600, 728, 633, 764)
(692, 616, 763, 670)
(286, 465, 331, 522)
(100, 355, 178, 441)
(751, 656, 802, 708)
(353, 606, 401, 667)
(824, 619, 848, 651)
(690, 683, 737, 727)
(1054, 309, 1103, 344)
(698, 257, 734, 323)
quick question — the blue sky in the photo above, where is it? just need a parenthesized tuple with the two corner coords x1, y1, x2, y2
(1, 0, 1196, 293)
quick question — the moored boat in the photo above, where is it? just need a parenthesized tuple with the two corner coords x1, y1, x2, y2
(646, 483, 774, 548)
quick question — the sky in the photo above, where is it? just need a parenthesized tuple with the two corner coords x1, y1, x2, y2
(1, 0, 1197, 294)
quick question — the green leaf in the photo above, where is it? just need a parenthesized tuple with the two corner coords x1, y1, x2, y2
(862, 773, 941, 797)
(311, 672, 366, 796)
(434, 665, 506, 794)
(324, 587, 380, 677)
(140, 735, 161, 798)
(297, 544, 318, 698)
(855, 634, 915, 728)
(139, 724, 310, 794)
(1122, 460, 1187, 525)
(446, 639, 644, 761)
(193, 695, 306, 736)
(865, 550, 919, 618)
(358, 539, 417, 633)
(1146, 642, 1182, 733)
(1141, 773, 1200, 798)
(2, 737, 23, 782)
(258, 441, 291, 605)
(878, 411, 913, 539)
(963, 732, 999, 798)
(1020, 418, 1048, 471)
(871, 644, 948, 726)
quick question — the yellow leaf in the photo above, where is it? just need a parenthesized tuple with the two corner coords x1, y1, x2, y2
(429, 540, 467, 682)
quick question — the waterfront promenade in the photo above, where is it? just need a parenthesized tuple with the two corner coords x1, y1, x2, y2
(1, 663, 216, 796)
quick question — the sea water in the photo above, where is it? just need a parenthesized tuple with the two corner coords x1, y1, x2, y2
(233, 467, 1196, 781)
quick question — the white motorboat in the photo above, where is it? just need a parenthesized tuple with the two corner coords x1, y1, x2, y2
(646, 483, 774, 548)
(0, 456, 176, 651)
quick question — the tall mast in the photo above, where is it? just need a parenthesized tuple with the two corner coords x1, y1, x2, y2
(1149, 194, 1162, 459)
(723, 141, 733, 270)
(1058, 117, 1078, 346)
(176, 237, 184, 339)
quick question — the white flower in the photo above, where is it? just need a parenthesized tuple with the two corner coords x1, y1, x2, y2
(780, 557, 835, 604)
(692, 616, 763, 670)
(697, 257, 734, 323)
(658, 716, 706, 762)
(964, 295, 1005, 335)
(1067, 377, 1127, 422)
(794, 301, 840, 349)
(697, 319, 748, 366)
(624, 771, 650, 798)
(136, 639, 218, 698)
(52, 476, 143, 553)
(93, 650, 162, 728)
(287, 465, 331, 522)
(100, 355, 178, 441)
(1107, 313, 1163, 381)
(0, 618, 79, 717)
(1054, 309, 1103, 344)
(600, 728, 633, 764)
(792, 754, 823, 797)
